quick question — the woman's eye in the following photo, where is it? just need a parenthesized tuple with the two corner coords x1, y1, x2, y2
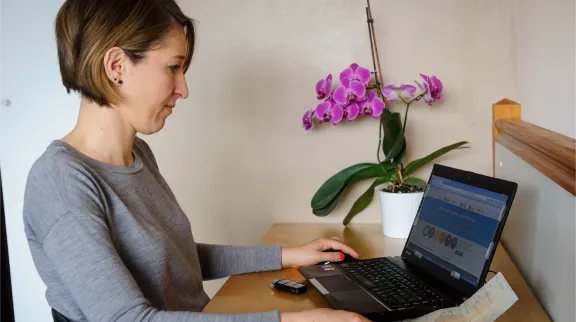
(170, 65, 182, 72)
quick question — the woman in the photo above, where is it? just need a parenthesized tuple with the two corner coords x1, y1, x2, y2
(22, 0, 371, 321)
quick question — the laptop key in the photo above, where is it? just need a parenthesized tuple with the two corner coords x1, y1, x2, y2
(393, 295, 406, 303)
(352, 274, 376, 288)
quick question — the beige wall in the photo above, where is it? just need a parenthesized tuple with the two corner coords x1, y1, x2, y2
(497, 145, 575, 322)
(500, 0, 575, 320)
(517, 0, 575, 139)
(141, 0, 519, 295)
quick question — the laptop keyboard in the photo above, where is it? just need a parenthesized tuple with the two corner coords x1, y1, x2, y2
(340, 258, 448, 310)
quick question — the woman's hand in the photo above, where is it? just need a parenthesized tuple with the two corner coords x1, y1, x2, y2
(280, 308, 371, 322)
(281, 237, 359, 268)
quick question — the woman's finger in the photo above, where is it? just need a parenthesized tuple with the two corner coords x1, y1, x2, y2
(327, 236, 344, 242)
(319, 238, 359, 258)
(320, 251, 345, 263)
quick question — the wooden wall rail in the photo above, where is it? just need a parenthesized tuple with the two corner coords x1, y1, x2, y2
(493, 99, 576, 196)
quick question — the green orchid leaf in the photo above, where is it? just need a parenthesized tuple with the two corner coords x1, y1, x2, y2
(312, 163, 390, 214)
(388, 141, 407, 168)
(382, 111, 404, 162)
(342, 175, 392, 225)
(404, 177, 427, 188)
(313, 192, 345, 217)
(403, 141, 469, 177)
(312, 166, 390, 217)
(311, 163, 376, 209)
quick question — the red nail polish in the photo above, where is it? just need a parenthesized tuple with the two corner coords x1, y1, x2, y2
(339, 253, 345, 261)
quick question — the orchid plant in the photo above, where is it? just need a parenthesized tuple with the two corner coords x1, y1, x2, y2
(303, 63, 469, 225)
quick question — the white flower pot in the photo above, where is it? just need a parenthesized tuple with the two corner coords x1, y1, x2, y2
(379, 189, 424, 238)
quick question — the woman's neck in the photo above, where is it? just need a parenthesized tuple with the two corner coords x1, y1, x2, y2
(62, 99, 137, 167)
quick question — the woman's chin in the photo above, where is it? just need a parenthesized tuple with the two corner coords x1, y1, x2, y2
(137, 121, 165, 135)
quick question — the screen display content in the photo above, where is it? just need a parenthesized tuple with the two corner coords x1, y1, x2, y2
(405, 175, 508, 286)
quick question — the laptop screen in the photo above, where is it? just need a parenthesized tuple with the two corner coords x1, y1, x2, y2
(404, 175, 508, 287)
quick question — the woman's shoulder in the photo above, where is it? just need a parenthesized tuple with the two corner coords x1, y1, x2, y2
(24, 141, 106, 234)
(27, 140, 99, 184)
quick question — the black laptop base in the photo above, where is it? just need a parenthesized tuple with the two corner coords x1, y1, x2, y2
(340, 258, 451, 309)
(298, 256, 465, 321)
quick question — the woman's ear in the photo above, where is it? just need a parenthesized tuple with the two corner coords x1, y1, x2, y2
(103, 47, 126, 84)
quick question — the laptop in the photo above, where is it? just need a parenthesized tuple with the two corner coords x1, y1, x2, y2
(298, 164, 517, 321)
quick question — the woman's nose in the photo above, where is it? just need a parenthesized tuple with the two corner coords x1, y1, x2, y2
(175, 74, 189, 99)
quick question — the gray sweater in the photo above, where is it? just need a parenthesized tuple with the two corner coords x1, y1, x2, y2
(23, 138, 282, 322)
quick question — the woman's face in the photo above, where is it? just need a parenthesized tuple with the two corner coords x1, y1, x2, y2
(118, 25, 189, 135)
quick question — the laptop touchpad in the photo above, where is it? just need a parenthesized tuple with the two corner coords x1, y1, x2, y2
(315, 275, 361, 292)
(315, 276, 386, 314)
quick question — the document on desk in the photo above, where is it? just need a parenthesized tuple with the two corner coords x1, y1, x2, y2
(403, 273, 518, 322)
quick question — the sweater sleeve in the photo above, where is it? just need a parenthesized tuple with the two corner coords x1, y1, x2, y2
(41, 211, 281, 322)
(196, 244, 282, 280)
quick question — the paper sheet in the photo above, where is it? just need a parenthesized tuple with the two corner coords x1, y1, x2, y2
(403, 273, 518, 322)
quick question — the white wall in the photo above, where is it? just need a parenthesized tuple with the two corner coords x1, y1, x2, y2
(497, 145, 576, 322)
(516, 0, 575, 139)
(0, 1, 80, 321)
(1, 0, 521, 321)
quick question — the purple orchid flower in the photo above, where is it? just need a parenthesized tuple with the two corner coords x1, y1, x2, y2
(316, 74, 333, 100)
(315, 99, 343, 125)
(358, 92, 385, 118)
(342, 102, 360, 122)
(339, 63, 371, 86)
(399, 85, 416, 100)
(333, 78, 366, 105)
(381, 85, 399, 101)
(418, 74, 443, 106)
(415, 80, 425, 92)
(302, 109, 315, 131)
(381, 84, 416, 101)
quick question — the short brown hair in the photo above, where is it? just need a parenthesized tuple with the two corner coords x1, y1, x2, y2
(55, 0, 195, 106)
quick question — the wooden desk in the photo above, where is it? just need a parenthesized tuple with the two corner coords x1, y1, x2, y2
(202, 223, 550, 321)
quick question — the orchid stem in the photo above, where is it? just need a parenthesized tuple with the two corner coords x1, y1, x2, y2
(402, 92, 426, 134)
(367, 2, 385, 165)
(402, 102, 412, 134)
(396, 167, 404, 184)
(377, 113, 383, 163)
(398, 102, 411, 180)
